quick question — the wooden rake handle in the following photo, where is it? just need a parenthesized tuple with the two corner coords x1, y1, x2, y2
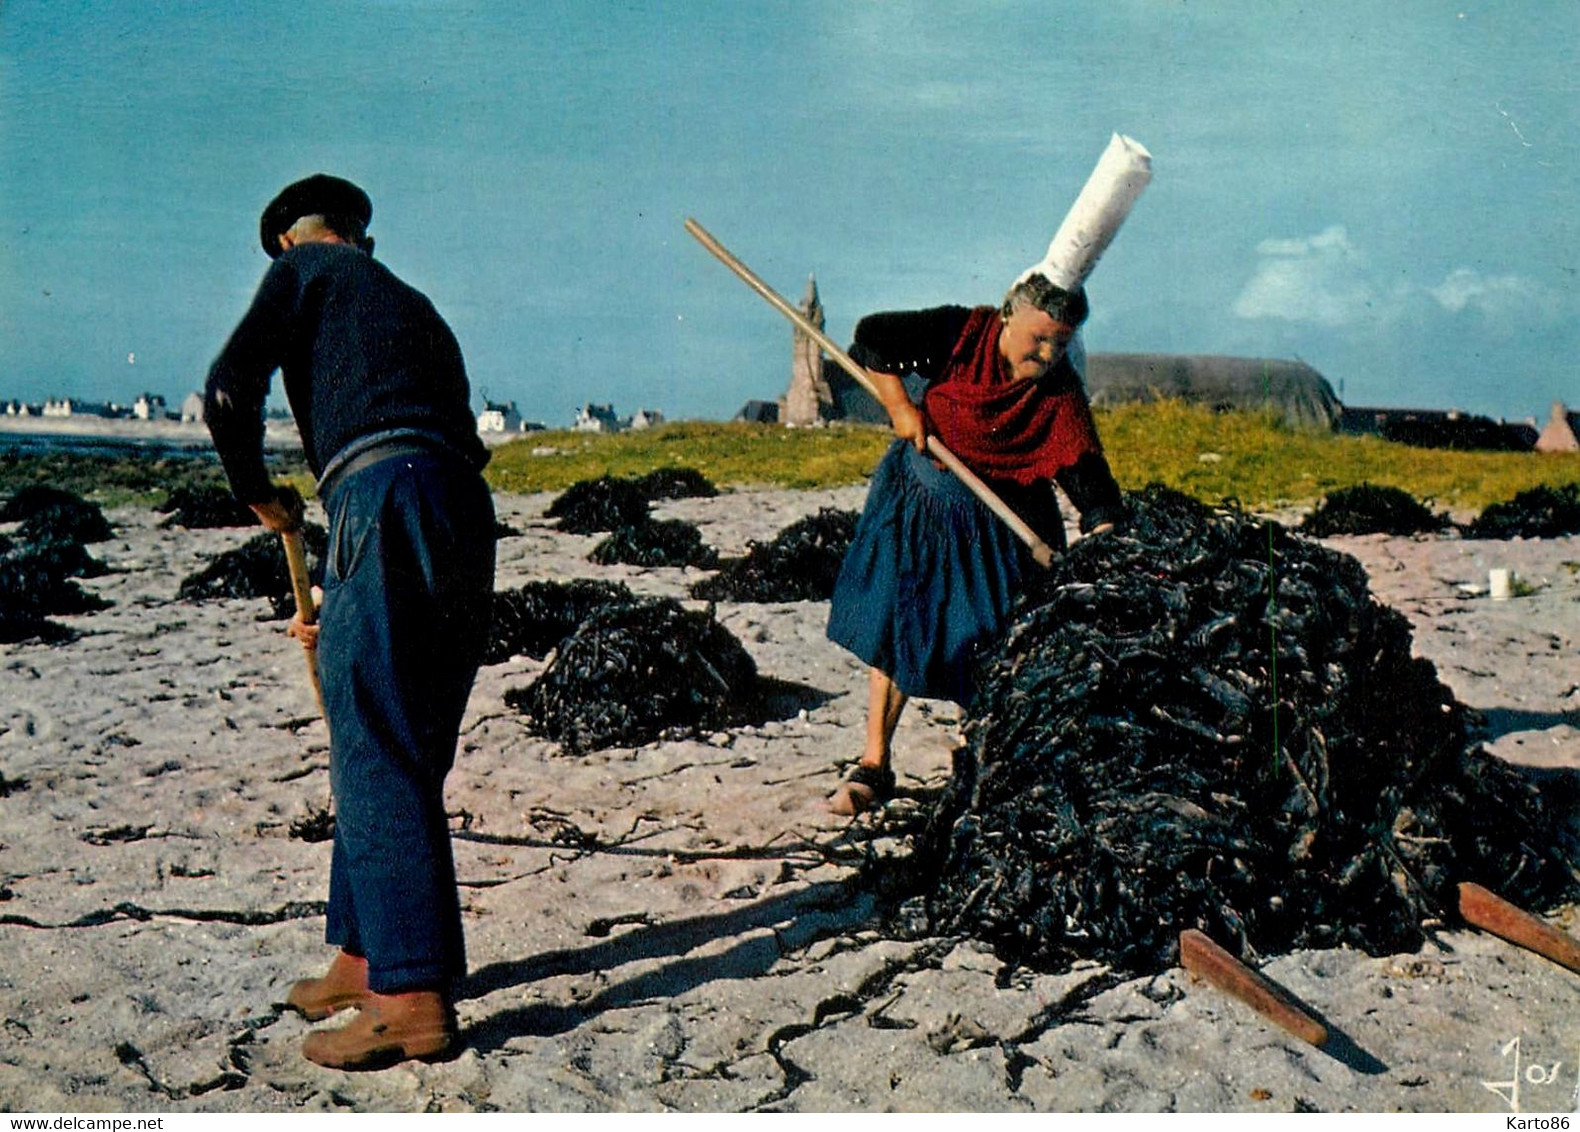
(280, 528, 326, 720)
(1179, 929, 1328, 1047)
(684, 218, 1056, 568)
(1458, 882, 1580, 975)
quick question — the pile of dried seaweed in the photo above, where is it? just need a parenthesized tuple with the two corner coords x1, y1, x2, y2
(690, 508, 858, 603)
(1300, 484, 1448, 537)
(546, 467, 719, 535)
(1462, 483, 1580, 540)
(0, 487, 113, 643)
(1, 485, 114, 545)
(911, 486, 1579, 976)
(504, 597, 758, 754)
(155, 485, 259, 530)
(176, 526, 326, 619)
(634, 467, 718, 501)
(0, 538, 109, 643)
(545, 476, 652, 534)
(483, 578, 638, 664)
(589, 519, 719, 570)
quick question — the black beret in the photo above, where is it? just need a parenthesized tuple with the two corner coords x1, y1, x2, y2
(259, 174, 372, 258)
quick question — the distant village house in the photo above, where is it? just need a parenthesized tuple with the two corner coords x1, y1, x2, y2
(42, 397, 114, 418)
(735, 400, 779, 424)
(132, 393, 168, 421)
(573, 402, 621, 432)
(476, 399, 522, 433)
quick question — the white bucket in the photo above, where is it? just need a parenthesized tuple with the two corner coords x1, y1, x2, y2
(1489, 568, 1512, 600)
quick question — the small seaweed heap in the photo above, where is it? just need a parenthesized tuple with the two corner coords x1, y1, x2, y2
(633, 467, 718, 501)
(690, 508, 858, 603)
(1462, 483, 1580, 540)
(3, 485, 114, 545)
(1301, 484, 1448, 537)
(505, 597, 758, 754)
(590, 519, 718, 569)
(155, 485, 259, 530)
(914, 486, 1579, 975)
(176, 526, 327, 619)
(0, 487, 113, 643)
(547, 469, 720, 563)
(483, 578, 638, 664)
(546, 476, 653, 534)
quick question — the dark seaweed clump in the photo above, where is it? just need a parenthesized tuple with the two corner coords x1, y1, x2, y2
(0, 487, 113, 643)
(155, 485, 259, 530)
(176, 526, 327, 619)
(483, 578, 638, 664)
(634, 467, 718, 501)
(504, 597, 758, 754)
(1462, 483, 1580, 540)
(690, 508, 858, 603)
(1300, 484, 1449, 537)
(589, 519, 719, 570)
(2, 485, 114, 544)
(912, 486, 1579, 976)
(0, 539, 103, 640)
(545, 476, 652, 534)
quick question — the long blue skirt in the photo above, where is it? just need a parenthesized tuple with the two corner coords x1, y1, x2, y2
(826, 440, 1062, 705)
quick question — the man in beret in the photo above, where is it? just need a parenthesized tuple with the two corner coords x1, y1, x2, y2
(205, 174, 494, 1069)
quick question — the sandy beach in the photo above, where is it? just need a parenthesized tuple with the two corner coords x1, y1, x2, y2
(1, 484, 1577, 1114)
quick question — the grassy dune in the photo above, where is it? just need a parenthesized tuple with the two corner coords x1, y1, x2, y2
(486, 404, 1580, 514)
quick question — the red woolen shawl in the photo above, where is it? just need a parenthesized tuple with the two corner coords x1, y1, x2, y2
(922, 306, 1104, 486)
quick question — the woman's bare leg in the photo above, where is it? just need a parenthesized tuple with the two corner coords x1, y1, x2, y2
(828, 667, 907, 816)
(863, 666, 907, 769)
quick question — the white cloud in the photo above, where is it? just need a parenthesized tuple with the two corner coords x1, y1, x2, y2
(1231, 225, 1396, 327)
(1429, 267, 1562, 321)
(1233, 225, 1563, 330)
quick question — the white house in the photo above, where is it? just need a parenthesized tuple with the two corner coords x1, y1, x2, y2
(629, 408, 665, 430)
(573, 403, 624, 433)
(180, 392, 205, 423)
(476, 399, 523, 433)
(133, 393, 168, 421)
(43, 397, 108, 418)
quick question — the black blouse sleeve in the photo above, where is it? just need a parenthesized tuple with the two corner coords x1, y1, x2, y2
(847, 305, 973, 381)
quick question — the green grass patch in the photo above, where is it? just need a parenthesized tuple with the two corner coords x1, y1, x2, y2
(1098, 401, 1580, 512)
(485, 408, 1580, 513)
(484, 421, 895, 493)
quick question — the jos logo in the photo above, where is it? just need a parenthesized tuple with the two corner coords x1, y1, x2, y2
(1481, 1035, 1577, 1116)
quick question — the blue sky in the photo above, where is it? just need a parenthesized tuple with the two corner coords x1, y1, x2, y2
(1, 1, 1575, 425)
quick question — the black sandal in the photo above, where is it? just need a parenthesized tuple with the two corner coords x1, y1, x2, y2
(828, 764, 897, 817)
